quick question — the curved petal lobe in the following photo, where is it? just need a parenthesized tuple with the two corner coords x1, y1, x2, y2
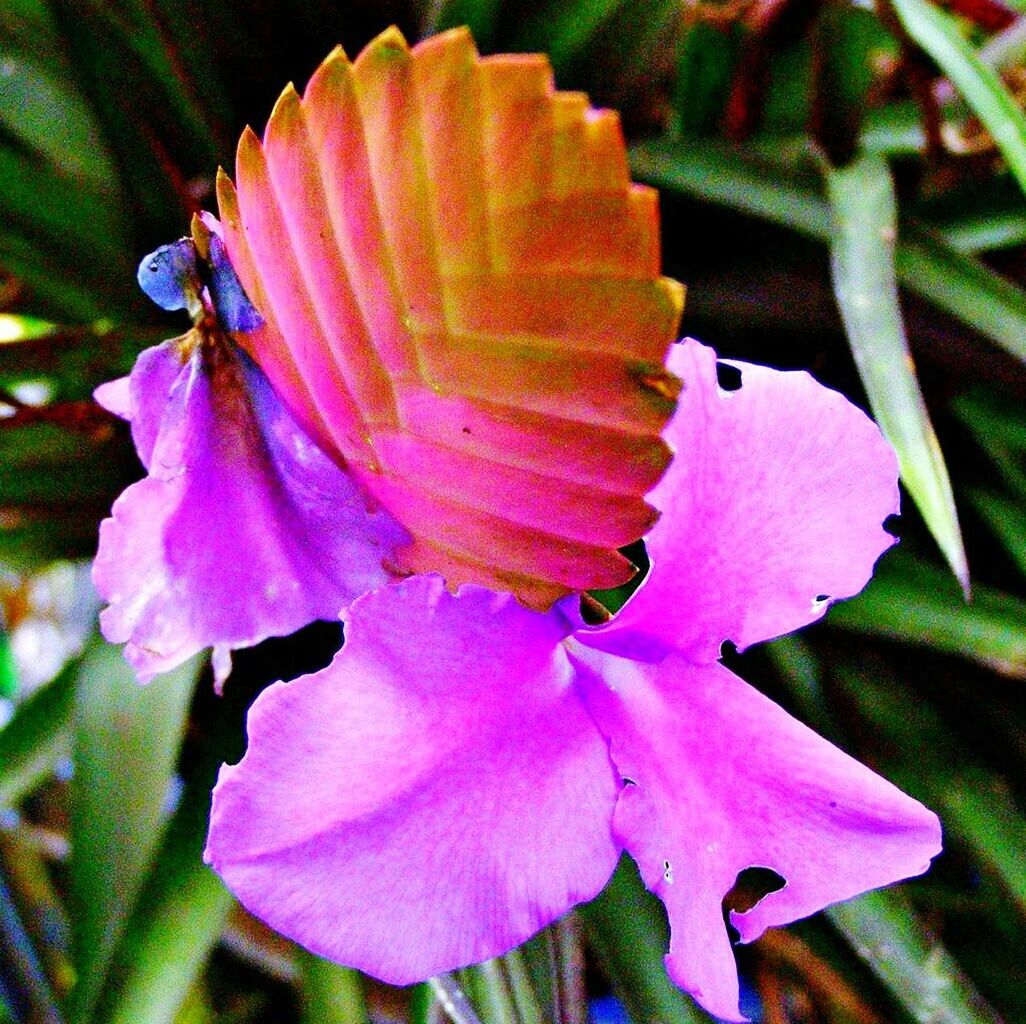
(94, 340, 183, 470)
(572, 644, 941, 1023)
(582, 339, 899, 663)
(93, 340, 406, 682)
(206, 576, 620, 982)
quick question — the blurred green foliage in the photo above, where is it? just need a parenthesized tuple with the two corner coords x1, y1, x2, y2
(0, 0, 1025, 1022)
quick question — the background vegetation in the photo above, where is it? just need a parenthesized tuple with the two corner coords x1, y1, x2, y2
(0, 0, 1024, 1021)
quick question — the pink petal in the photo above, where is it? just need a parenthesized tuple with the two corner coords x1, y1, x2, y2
(572, 644, 941, 1023)
(205, 576, 620, 982)
(94, 341, 182, 470)
(582, 339, 900, 663)
(93, 341, 406, 682)
(93, 375, 131, 419)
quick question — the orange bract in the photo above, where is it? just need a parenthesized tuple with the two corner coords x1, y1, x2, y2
(216, 25, 684, 609)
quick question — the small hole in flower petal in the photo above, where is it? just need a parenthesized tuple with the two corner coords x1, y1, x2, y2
(725, 867, 786, 914)
(663, 860, 674, 884)
(814, 594, 830, 604)
(623, 776, 637, 787)
(715, 362, 743, 392)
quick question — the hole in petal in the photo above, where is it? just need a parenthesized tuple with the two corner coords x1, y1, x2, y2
(715, 362, 743, 392)
(719, 639, 740, 666)
(724, 866, 786, 915)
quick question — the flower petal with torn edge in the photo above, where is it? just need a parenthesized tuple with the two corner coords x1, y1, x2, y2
(572, 645, 942, 1023)
(94, 340, 183, 471)
(206, 576, 620, 981)
(582, 339, 900, 663)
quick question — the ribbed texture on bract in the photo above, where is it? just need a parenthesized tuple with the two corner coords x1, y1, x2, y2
(217, 26, 685, 608)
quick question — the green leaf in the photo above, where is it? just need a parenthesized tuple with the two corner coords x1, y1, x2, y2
(0, 142, 134, 320)
(811, 3, 887, 164)
(44, 0, 218, 249)
(953, 391, 1026, 497)
(512, 0, 628, 68)
(929, 208, 1026, 252)
(298, 955, 367, 1024)
(0, 655, 76, 809)
(501, 951, 543, 1024)
(0, 868, 63, 1024)
(769, 639, 1006, 1024)
(833, 662, 1026, 918)
(829, 893, 1002, 1024)
(508, 0, 678, 79)
(895, 225, 1026, 364)
(673, 20, 738, 136)
(969, 491, 1026, 576)
(824, 152, 967, 590)
(631, 136, 1026, 365)
(0, 421, 127, 507)
(630, 137, 834, 238)
(68, 642, 200, 1024)
(580, 858, 713, 1024)
(429, 975, 486, 1024)
(0, 314, 58, 342)
(0, 825, 73, 1003)
(890, 0, 1026, 200)
(0, 46, 118, 186)
(0, 630, 16, 699)
(463, 961, 518, 1024)
(862, 100, 928, 156)
(827, 554, 1026, 677)
(86, 758, 222, 1023)
(0, 321, 157, 406)
(95, 783, 231, 1024)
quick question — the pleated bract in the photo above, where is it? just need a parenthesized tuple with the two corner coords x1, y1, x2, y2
(216, 26, 684, 608)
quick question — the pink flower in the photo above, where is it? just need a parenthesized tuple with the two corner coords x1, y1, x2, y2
(202, 339, 942, 1022)
(92, 229, 409, 686)
(92, 30, 940, 1018)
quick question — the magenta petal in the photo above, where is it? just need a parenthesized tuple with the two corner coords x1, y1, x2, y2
(206, 576, 620, 982)
(93, 341, 407, 682)
(94, 341, 183, 469)
(583, 339, 899, 662)
(572, 644, 941, 1022)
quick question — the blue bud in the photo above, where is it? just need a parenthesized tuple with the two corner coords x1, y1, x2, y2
(137, 239, 201, 312)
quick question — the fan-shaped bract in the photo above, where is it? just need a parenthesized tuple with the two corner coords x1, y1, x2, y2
(216, 26, 684, 608)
